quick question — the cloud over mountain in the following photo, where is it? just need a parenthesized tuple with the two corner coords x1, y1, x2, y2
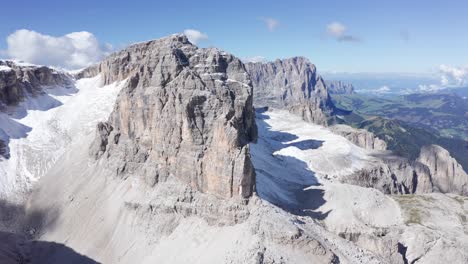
(5, 29, 111, 69)
(183, 29, 208, 44)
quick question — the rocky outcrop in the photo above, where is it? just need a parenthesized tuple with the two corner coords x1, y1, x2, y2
(84, 34, 257, 199)
(330, 124, 387, 150)
(346, 155, 433, 195)
(326, 80, 355, 94)
(0, 61, 71, 109)
(417, 145, 468, 195)
(245, 57, 335, 125)
(346, 144, 468, 196)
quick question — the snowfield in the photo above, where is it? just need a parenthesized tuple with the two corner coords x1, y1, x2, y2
(0, 75, 125, 201)
(250, 109, 468, 263)
(251, 109, 403, 233)
(0, 65, 13, 72)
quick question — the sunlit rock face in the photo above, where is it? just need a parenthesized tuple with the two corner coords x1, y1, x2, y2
(0, 60, 71, 108)
(86, 34, 257, 199)
(245, 57, 335, 125)
(417, 144, 468, 195)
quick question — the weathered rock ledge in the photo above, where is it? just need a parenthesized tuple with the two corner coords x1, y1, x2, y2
(82, 34, 258, 199)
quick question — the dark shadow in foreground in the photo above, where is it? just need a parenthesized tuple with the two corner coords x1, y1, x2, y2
(0, 198, 98, 263)
(0, 231, 100, 264)
(253, 109, 331, 220)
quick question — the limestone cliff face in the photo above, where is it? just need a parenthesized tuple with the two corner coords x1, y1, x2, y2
(330, 124, 387, 151)
(344, 155, 432, 195)
(84, 34, 257, 199)
(245, 57, 334, 125)
(417, 145, 468, 195)
(345, 144, 468, 196)
(0, 61, 70, 108)
(326, 80, 355, 94)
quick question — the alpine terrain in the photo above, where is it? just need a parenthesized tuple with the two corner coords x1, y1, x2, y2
(0, 33, 466, 264)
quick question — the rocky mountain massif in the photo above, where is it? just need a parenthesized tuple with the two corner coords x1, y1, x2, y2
(245, 58, 387, 150)
(83, 35, 257, 199)
(2, 35, 348, 263)
(246, 57, 467, 196)
(0, 34, 466, 263)
(325, 80, 355, 94)
(0, 61, 71, 108)
(245, 57, 335, 125)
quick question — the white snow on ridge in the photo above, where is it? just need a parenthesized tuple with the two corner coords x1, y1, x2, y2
(0, 75, 125, 201)
(250, 109, 403, 233)
(0, 65, 13, 72)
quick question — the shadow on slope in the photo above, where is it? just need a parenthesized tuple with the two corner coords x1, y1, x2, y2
(0, 85, 77, 159)
(252, 110, 331, 220)
(0, 198, 58, 239)
(0, 231, 100, 264)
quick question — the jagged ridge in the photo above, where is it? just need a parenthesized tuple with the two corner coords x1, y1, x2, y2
(83, 34, 257, 199)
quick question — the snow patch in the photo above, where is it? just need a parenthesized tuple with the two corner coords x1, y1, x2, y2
(0, 65, 12, 72)
(0, 75, 125, 201)
(251, 109, 403, 234)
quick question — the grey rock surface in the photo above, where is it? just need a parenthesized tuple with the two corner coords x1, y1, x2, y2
(245, 57, 335, 125)
(330, 124, 387, 150)
(0, 61, 71, 108)
(83, 34, 257, 199)
(345, 155, 433, 195)
(326, 80, 355, 94)
(344, 144, 467, 196)
(417, 144, 468, 195)
(25, 132, 345, 264)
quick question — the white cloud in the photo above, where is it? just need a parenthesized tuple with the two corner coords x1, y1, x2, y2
(326, 22, 360, 42)
(5, 29, 111, 70)
(183, 29, 208, 45)
(259, 17, 279, 32)
(243, 56, 267, 63)
(415, 65, 468, 93)
(327, 22, 346, 37)
(356, 85, 392, 94)
(438, 64, 468, 87)
(375, 85, 391, 93)
(418, 84, 441, 92)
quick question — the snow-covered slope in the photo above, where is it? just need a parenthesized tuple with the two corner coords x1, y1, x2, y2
(250, 109, 468, 263)
(251, 109, 402, 230)
(0, 75, 125, 201)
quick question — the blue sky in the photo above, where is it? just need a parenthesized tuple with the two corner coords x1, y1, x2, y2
(1, 0, 468, 73)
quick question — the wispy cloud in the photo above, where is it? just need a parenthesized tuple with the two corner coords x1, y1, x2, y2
(259, 17, 279, 32)
(400, 30, 410, 42)
(4, 29, 111, 69)
(243, 56, 267, 63)
(183, 29, 208, 44)
(326, 22, 361, 42)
